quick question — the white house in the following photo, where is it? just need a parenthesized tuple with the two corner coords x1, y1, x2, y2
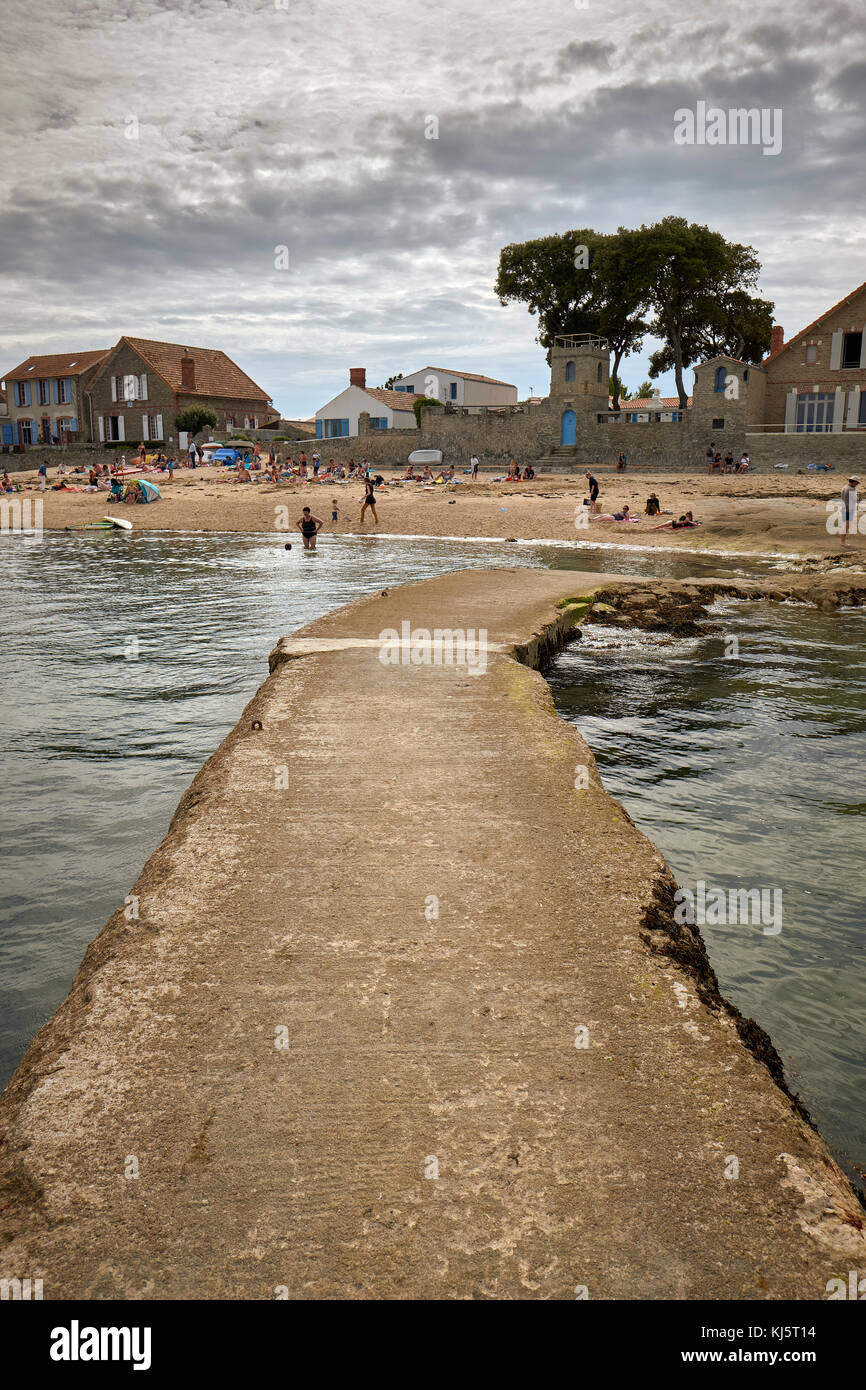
(392, 366, 517, 411)
(314, 368, 417, 439)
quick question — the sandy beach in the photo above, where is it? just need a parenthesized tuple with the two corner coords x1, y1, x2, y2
(13, 465, 866, 560)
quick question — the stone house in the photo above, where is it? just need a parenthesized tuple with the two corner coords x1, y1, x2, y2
(1, 349, 109, 447)
(86, 337, 276, 446)
(760, 280, 866, 434)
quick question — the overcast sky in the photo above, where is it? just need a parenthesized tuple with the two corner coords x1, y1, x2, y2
(1, 0, 864, 416)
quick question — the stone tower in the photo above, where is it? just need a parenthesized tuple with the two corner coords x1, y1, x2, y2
(549, 335, 610, 447)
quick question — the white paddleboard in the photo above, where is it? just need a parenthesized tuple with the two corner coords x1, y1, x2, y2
(103, 515, 133, 530)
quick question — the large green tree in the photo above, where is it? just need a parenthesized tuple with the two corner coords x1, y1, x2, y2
(617, 217, 771, 406)
(495, 228, 648, 408)
(496, 217, 772, 411)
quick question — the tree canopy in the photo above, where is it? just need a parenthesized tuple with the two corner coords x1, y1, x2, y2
(495, 218, 773, 409)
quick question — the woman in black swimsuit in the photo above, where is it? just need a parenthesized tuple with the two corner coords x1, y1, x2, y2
(297, 506, 323, 549)
(360, 477, 378, 525)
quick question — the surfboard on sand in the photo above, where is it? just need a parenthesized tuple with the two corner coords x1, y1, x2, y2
(103, 515, 133, 530)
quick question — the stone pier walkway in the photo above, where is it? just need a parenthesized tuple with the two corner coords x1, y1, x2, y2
(0, 569, 862, 1299)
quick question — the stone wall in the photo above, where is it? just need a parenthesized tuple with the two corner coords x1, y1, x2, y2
(9, 409, 863, 476)
(745, 431, 866, 470)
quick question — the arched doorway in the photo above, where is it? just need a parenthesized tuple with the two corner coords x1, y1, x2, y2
(560, 409, 577, 446)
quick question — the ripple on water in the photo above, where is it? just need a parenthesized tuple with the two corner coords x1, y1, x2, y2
(550, 600, 866, 1185)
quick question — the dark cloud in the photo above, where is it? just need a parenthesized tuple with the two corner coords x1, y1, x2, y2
(555, 41, 615, 75)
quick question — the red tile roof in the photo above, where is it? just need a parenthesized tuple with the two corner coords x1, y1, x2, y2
(364, 387, 419, 412)
(4, 349, 109, 380)
(111, 337, 273, 403)
(764, 279, 866, 362)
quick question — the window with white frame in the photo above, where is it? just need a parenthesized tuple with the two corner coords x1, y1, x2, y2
(805, 344, 818, 365)
(37, 380, 51, 405)
(796, 391, 835, 432)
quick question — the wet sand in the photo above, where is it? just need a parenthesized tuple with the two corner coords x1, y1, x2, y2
(14, 466, 866, 560)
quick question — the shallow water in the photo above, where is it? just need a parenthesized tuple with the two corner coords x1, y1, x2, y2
(0, 531, 855, 1184)
(548, 602, 866, 1186)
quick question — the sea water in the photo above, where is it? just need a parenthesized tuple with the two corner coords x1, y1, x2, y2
(549, 602, 866, 1187)
(1, 530, 858, 1187)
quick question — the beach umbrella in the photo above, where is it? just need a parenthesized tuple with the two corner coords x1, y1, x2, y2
(139, 479, 161, 503)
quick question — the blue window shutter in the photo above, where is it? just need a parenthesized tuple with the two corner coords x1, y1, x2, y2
(53, 379, 59, 404)
(26, 382, 32, 405)
(382, 418, 388, 429)
(342, 418, 349, 436)
(315, 419, 322, 439)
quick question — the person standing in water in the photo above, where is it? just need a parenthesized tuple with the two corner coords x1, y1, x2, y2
(297, 506, 323, 549)
(359, 474, 378, 525)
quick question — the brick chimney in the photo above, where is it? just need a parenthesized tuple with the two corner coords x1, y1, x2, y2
(181, 350, 196, 390)
(769, 325, 784, 356)
(349, 367, 366, 390)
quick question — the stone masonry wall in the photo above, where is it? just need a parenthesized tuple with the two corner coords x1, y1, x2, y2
(745, 431, 866, 471)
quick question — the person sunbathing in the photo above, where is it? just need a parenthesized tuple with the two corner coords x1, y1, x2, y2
(403, 464, 415, 479)
(652, 511, 701, 530)
(592, 503, 639, 521)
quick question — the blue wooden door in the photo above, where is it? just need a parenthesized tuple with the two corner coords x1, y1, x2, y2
(561, 409, 577, 446)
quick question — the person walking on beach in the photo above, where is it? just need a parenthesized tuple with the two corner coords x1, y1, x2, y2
(585, 470, 599, 513)
(840, 478, 860, 546)
(470, 454, 479, 479)
(297, 506, 323, 550)
(359, 474, 379, 525)
(37, 459, 49, 491)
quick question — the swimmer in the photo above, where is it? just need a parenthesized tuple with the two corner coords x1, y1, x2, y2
(297, 506, 323, 549)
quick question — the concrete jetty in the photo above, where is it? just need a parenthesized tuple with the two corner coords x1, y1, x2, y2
(0, 568, 863, 1300)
